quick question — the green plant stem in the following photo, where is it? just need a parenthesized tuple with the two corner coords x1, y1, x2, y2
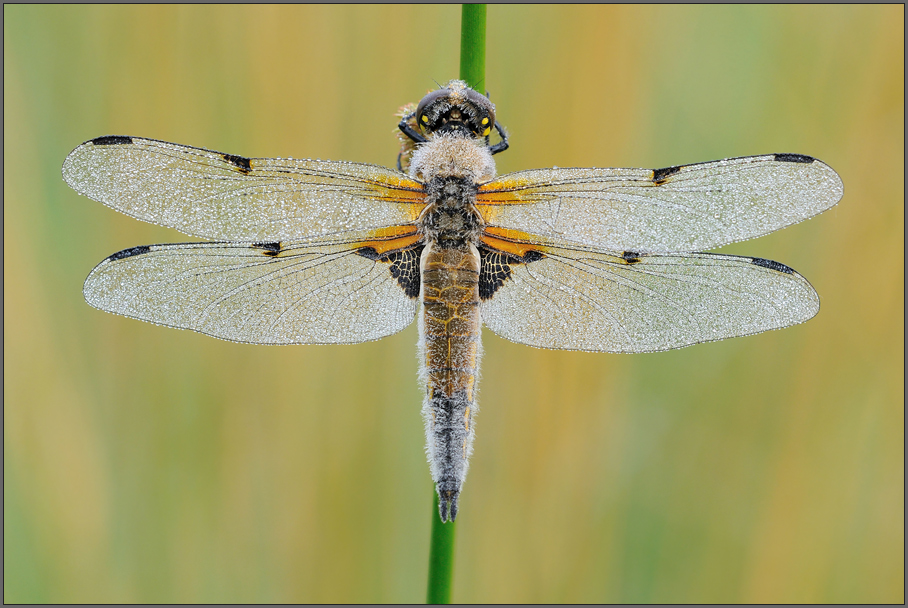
(426, 493, 457, 604)
(459, 4, 486, 90)
(425, 5, 486, 605)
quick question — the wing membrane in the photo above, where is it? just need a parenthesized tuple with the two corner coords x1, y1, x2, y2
(62, 136, 427, 241)
(83, 233, 419, 344)
(480, 243, 819, 353)
(477, 154, 842, 253)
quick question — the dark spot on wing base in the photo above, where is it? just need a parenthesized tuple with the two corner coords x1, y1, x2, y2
(356, 247, 381, 261)
(652, 164, 682, 184)
(479, 247, 545, 300)
(386, 247, 422, 298)
(252, 241, 282, 256)
(774, 153, 815, 164)
(224, 153, 252, 173)
(479, 250, 512, 300)
(358, 246, 423, 298)
(91, 135, 133, 146)
(107, 245, 151, 261)
(751, 257, 794, 274)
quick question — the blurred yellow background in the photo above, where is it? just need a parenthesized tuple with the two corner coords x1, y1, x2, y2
(4, 5, 903, 603)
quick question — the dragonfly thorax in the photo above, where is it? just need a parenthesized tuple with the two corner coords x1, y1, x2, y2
(411, 134, 493, 246)
(420, 177, 483, 247)
(408, 133, 496, 183)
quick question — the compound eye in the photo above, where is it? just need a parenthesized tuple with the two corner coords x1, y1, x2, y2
(415, 88, 452, 132)
(465, 88, 495, 120)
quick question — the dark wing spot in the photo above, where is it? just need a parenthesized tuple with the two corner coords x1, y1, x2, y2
(384, 246, 423, 298)
(358, 246, 423, 298)
(751, 257, 794, 274)
(252, 241, 282, 256)
(773, 153, 815, 164)
(479, 247, 545, 300)
(773, 154, 816, 164)
(223, 153, 252, 173)
(356, 246, 381, 261)
(107, 245, 151, 261)
(479, 249, 513, 300)
(622, 251, 642, 264)
(652, 164, 682, 184)
(91, 135, 133, 146)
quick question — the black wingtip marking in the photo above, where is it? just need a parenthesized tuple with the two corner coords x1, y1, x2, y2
(224, 153, 252, 173)
(751, 257, 794, 274)
(523, 250, 545, 263)
(252, 241, 282, 256)
(622, 251, 642, 264)
(774, 153, 815, 164)
(652, 164, 682, 184)
(91, 135, 133, 146)
(107, 245, 151, 261)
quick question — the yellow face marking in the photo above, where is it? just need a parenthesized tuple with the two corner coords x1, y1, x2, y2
(483, 127, 491, 137)
(481, 117, 489, 125)
(421, 115, 429, 123)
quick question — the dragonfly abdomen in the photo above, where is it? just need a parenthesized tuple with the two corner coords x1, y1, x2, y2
(419, 242, 482, 522)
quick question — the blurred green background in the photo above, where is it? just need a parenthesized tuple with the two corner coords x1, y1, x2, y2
(4, 5, 903, 603)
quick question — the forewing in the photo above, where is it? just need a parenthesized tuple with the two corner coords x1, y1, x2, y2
(62, 136, 426, 241)
(477, 154, 842, 253)
(479, 243, 819, 353)
(83, 232, 422, 345)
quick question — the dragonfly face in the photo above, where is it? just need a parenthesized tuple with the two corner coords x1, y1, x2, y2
(415, 79, 496, 138)
(62, 80, 843, 522)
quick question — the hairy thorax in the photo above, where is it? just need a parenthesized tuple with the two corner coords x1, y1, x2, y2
(409, 133, 496, 184)
(411, 134, 494, 246)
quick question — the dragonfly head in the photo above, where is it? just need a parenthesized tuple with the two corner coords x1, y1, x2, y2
(416, 80, 496, 140)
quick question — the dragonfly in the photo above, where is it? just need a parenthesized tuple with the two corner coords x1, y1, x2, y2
(62, 80, 843, 522)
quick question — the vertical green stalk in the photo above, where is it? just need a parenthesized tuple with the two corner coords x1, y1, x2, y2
(425, 5, 486, 605)
(459, 4, 486, 90)
(426, 493, 456, 604)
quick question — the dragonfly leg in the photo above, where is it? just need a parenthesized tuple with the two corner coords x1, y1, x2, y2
(399, 113, 428, 145)
(489, 122, 509, 155)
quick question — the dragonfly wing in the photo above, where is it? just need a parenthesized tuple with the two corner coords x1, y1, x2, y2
(479, 242, 819, 353)
(83, 231, 422, 345)
(477, 154, 842, 253)
(62, 136, 427, 241)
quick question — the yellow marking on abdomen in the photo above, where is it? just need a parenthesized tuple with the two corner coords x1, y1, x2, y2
(421, 244, 482, 400)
